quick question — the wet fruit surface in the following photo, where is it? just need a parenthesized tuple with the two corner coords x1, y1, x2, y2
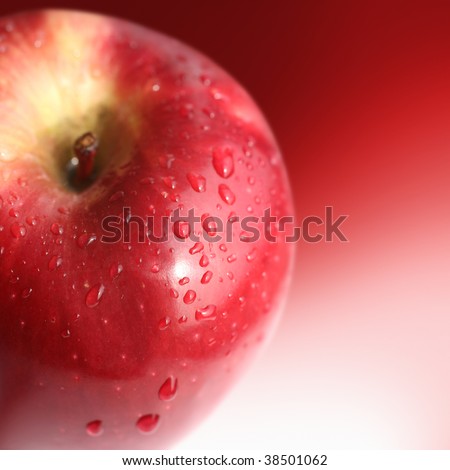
(0, 10, 294, 449)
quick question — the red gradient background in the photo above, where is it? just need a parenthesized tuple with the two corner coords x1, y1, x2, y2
(1, 1, 449, 448)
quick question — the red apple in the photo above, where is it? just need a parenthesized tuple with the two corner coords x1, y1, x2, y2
(0, 9, 294, 449)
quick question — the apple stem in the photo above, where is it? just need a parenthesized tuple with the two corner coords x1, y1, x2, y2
(74, 132, 98, 182)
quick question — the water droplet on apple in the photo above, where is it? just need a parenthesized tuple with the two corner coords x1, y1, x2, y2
(169, 288, 179, 298)
(173, 220, 190, 239)
(195, 304, 217, 321)
(158, 316, 171, 330)
(211, 88, 225, 101)
(189, 242, 204, 254)
(159, 155, 175, 169)
(9, 208, 18, 217)
(85, 284, 105, 308)
(200, 74, 211, 86)
(61, 329, 71, 339)
(178, 315, 187, 323)
(212, 148, 234, 178)
(218, 184, 236, 205)
(7, 191, 18, 203)
(110, 262, 123, 280)
(186, 172, 206, 192)
(179, 277, 190, 286)
(86, 420, 103, 436)
(242, 143, 253, 157)
(109, 191, 124, 203)
(163, 176, 176, 189)
(202, 215, 218, 236)
(248, 176, 255, 185)
(25, 216, 37, 226)
(158, 376, 178, 401)
(219, 244, 227, 252)
(201, 270, 213, 284)
(77, 233, 97, 248)
(50, 223, 63, 235)
(246, 249, 257, 262)
(151, 264, 160, 273)
(17, 176, 28, 188)
(183, 290, 196, 304)
(199, 254, 209, 267)
(136, 414, 160, 434)
(10, 222, 26, 238)
(48, 255, 63, 271)
(227, 254, 237, 263)
(21, 287, 32, 299)
(139, 176, 155, 185)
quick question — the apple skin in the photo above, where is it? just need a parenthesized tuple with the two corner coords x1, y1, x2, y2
(0, 10, 294, 449)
